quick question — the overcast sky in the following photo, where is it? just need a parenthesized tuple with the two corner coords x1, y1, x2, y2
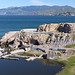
(0, 0, 75, 9)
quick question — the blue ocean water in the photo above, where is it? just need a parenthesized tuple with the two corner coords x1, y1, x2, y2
(0, 15, 75, 38)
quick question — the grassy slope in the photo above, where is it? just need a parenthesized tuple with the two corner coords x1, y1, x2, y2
(65, 44, 75, 48)
(57, 56, 75, 75)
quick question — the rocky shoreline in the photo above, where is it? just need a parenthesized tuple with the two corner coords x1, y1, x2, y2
(0, 23, 75, 60)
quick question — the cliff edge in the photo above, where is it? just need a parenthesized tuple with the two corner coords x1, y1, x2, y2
(1, 23, 75, 49)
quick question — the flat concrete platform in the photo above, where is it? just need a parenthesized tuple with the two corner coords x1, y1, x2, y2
(22, 29, 37, 32)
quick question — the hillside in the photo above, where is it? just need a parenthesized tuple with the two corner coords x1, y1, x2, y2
(0, 5, 75, 16)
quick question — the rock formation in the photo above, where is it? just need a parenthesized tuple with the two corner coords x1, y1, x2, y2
(1, 30, 49, 48)
(37, 23, 75, 33)
(1, 23, 75, 49)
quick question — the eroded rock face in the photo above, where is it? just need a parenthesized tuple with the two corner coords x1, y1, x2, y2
(1, 31, 18, 43)
(1, 23, 75, 49)
(57, 23, 72, 33)
(15, 30, 49, 46)
(1, 30, 49, 48)
(37, 23, 59, 32)
(37, 24, 51, 32)
(37, 23, 75, 33)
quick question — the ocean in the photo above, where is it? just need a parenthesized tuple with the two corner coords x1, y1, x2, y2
(0, 15, 75, 39)
(0, 15, 75, 75)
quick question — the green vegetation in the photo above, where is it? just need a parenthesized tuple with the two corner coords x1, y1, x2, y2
(57, 53, 61, 56)
(46, 37, 50, 43)
(18, 52, 41, 57)
(0, 6, 75, 16)
(73, 35, 75, 40)
(60, 36, 63, 39)
(39, 59, 65, 67)
(65, 44, 75, 48)
(57, 56, 75, 75)
(21, 32, 25, 36)
(1, 42, 8, 48)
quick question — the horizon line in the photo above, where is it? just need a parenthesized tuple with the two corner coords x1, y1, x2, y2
(0, 5, 73, 9)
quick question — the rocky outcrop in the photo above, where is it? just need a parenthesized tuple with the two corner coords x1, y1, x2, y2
(1, 30, 72, 49)
(13, 30, 49, 47)
(37, 24, 51, 32)
(57, 23, 75, 33)
(1, 23, 75, 49)
(37, 23, 75, 33)
(1, 31, 19, 43)
(1, 30, 50, 48)
(37, 23, 59, 32)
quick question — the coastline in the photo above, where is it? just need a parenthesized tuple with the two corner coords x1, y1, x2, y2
(1, 23, 75, 75)
(56, 56, 75, 75)
(1, 48, 75, 75)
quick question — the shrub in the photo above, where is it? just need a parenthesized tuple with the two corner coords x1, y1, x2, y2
(57, 53, 61, 56)
(65, 44, 75, 48)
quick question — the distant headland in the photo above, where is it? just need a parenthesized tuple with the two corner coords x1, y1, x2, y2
(0, 5, 75, 16)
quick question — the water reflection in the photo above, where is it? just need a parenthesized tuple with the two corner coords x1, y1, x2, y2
(0, 58, 63, 75)
(39, 59, 65, 67)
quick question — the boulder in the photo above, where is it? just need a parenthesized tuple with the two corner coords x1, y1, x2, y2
(1, 31, 18, 43)
(37, 23, 59, 32)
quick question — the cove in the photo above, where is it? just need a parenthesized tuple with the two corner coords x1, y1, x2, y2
(0, 58, 63, 75)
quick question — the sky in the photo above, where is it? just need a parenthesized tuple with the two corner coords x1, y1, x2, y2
(0, 0, 75, 9)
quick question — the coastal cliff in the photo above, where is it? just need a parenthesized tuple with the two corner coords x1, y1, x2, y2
(1, 29, 49, 48)
(37, 23, 75, 33)
(1, 23, 75, 49)
(0, 21, 75, 75)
